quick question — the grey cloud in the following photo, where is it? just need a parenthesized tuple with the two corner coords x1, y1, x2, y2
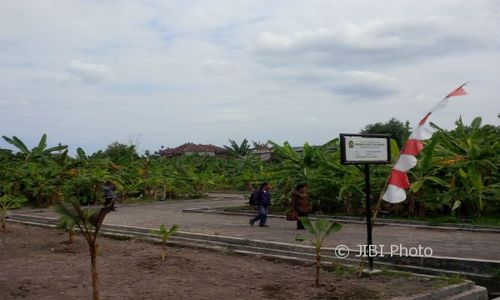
(332, 70, 399, 99)
(1, 1, 498, 154)
(253, 18, 490, 69)
(255, 64, 400, 100)
(332, 83, 398, 100)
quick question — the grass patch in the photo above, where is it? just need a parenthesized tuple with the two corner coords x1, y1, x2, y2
(435, 273, 465, 285)
(329, 263, 357, 278)
(120, 197, 157, 205)
(446, 273, 465, 285)
(106, 234, 133, 241)
(470, 215, 500, 227)
(492, 268, 500, 281)
(221, 246, 235, 255)
(379, 266, 412, 278)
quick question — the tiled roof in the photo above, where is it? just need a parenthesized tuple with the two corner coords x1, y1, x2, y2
(161, 143, 228, 156)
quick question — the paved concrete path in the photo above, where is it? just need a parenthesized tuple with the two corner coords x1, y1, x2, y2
(18, 193, 500, 261)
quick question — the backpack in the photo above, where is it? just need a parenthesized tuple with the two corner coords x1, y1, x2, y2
(249, 190, 259, 206)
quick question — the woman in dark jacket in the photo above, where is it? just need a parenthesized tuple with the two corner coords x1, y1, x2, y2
(291, 183, 309, 230)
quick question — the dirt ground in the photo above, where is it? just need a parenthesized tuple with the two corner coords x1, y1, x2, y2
(1, 223, 447, 300)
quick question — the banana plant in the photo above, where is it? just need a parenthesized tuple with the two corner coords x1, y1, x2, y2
(408, 135, 449, 216)
(317, 143, 365, 214)
(0, 194, 27, 231)
(224, 138, 252, 157)
(140, 160, 167, 201)
(152, 224, 179, 261)
(269, 141, 323, 208)
(270, 140, 354, 212)
(21, 160, 63, 206)
(2, 134, 68, 161)
(54, 198, 115, 300)
(2, 135, 68, 206)
(0, 156, 23, 201)
(56, 213, 76, 243)
(431, 117, 499, 217)
(296, 217, 342, 287)
(67, 149, 117, 202)
(269, 141, 318, 181)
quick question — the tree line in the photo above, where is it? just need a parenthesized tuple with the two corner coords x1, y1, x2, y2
(1, 116, 499, 219)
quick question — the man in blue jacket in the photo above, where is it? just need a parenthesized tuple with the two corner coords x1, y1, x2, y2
(249, 182, 271, 227)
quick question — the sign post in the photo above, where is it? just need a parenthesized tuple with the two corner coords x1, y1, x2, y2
(340, 134, 391, 270)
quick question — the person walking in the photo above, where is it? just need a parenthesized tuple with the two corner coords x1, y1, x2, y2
(249, 182, 271, 227)
(291, 183, 309, 230)
(102, 181, 116, 206)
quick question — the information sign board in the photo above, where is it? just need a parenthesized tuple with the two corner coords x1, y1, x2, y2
(340, 134, 391, 165)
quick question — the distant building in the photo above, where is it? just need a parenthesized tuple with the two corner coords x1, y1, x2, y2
(251, 147, 273, 161)
(160, 143, 228, 158)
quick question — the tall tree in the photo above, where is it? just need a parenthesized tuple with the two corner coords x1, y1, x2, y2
(92, 142, 138, 164)
(361, 118, 411, 148)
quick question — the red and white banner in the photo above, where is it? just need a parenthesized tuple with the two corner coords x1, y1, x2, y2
(382, 83, 468, 203)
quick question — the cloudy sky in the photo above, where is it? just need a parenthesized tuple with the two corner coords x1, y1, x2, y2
(1, 0, 499, 155)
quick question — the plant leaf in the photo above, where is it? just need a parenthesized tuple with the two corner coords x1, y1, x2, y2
(451, 200, 462, 211)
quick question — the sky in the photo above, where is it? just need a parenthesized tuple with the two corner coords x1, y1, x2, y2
(1, 0, 499, 155)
